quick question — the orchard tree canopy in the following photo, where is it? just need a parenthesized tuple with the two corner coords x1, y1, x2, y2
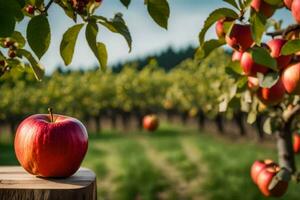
(198, 0, 300, 197)
(0, 0, 170, 79)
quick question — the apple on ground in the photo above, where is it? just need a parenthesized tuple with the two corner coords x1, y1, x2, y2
(293, 133, 300, 153)
(257, 78, 286, 105)
(250, 159, 276, 184)
(267, 39, 292, 70)
(143, 114, 159, 132)
(241, 51, 269, 76)
(282, 63, 300, 94)
(251, 0, 276, 18)
(14, 110, 88, 178)
(225, 24, 254, 52)
(257, 166, 289, 197)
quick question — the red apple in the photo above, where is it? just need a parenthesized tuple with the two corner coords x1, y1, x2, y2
(143, 115, 159, 132)
(250, 159, 276, 184)
(14, 112, 88, 178)
(248, 76, 260, 91)
(282, 63, 300, 94)
(257, 78, 286, 105)
(292, 0, 300, 23)
(267, 39, 292, 70)
(232, 51, 243, 61)
(284, 0, 293, 9)
(251, 0, 276, 18)
(215, 18, 233, 39)
(241, 51, 269, 76)
(293, 133, 300, 153)
(257, 166, 288, 197)
(225, 24, 254, 52)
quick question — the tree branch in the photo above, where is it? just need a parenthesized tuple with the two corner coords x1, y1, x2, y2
(266, 24, 300, 38)
(44, 0, 54, 14)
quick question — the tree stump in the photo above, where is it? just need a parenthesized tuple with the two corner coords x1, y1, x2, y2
(0, 166, 97, 200)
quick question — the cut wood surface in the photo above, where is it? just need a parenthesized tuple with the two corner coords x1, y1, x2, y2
(0, 166, 97, 200)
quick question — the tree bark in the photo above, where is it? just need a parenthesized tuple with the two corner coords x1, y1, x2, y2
(197, 111, 205, 130)
(277, 121, 296, 173)
(94, 115, 101, 134)
(255, 115, 264, 141)
(234, 112, 246, 136)
(215, 114, 224, 134)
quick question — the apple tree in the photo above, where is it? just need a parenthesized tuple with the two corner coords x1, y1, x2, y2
(0, 0, 170, 80)
(198, 0, 300, 197)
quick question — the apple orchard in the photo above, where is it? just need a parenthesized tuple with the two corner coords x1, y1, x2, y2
(2, 0, 300, 198)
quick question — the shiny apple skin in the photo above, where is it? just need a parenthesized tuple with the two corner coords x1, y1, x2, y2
(257, 78, 286, 105)
(282, 63, 300, 94)
(267, 39, 292, 70)
(225, 24, 254, 52)
(250, 160, 275, 184)
(143, 115, 159, 132)
(241, 52, 269, 76)
(293, 133, 300, 153)
(251, 0, 276, 18)
(14, 114, 88, 178)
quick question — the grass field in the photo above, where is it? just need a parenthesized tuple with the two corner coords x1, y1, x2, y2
(1, 123, 300, 200)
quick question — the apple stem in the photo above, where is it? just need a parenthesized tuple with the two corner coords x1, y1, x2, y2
(48, 108, 54, 123)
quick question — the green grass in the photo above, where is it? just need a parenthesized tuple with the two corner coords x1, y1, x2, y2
(1, 123, 300, 200)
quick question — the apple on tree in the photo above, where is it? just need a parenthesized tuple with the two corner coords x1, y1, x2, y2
(143, 114, 159, 132)
(250, 159, 276, 184)
(225, 24, 254, 52)
(251, 0, 276, 18)
(14, 109, 88, 178)
(293, 133, 300, 153)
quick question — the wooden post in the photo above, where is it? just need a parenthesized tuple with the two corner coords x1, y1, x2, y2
(0, 166, 97, 200)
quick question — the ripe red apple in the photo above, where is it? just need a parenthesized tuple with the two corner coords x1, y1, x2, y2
(232, 51, 243, 61)
(241, 51, 269, 76)
(292, 0, 300, 23)
(293, 133, 300, 153)
(215, 18, 233, 39)
(250, 159, 276, 184)
(248, 76, 260, 91)
(282, 63, 300, 94)
(251, 0, 276, 18)
(284, 0, 293, 9)
(257, 78, 286, 105)
(14, 112, 88, 178)
(225, 24, 254, 52)
(143, 115, 159, 132)
(267, 39, 292, 70)
(25, 5, 35, 15)
(257, 166, 288, 197)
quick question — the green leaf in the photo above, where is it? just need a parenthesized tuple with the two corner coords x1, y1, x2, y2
(281, 39, 300, 55)
(223, 0, 239, 9)
(264, 0, 283, 6)
(0, 14, 16, 37)
(120, 0, 131, 7)
(257, 72, 279, 88)
(199, 8, 238, 45)
(226, 61, 243, 75)
(247, 111, 257, 124)
(195, 39, 226, 60)
(60, 24, 84, 66)
(250, 12, 266, 45)
(250, 47, 277, 71)
(219, 96, 229, 112)
(86, 22, 107, 71)
(95, 13, 132, 51)
(11, 31, 26, 48)
(263, 117, 272, 134)
(237, 76, 248, 89)
(17, 49, 44, 81)
(240, 0, 252, 9)
(145, 0, 170, 29)
(27, 15, 51, 59)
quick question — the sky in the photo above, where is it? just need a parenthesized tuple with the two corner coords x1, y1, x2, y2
(17, 0, 294, 74)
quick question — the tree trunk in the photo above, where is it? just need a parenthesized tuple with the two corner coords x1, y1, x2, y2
(10, 122, 16, 136)
(121, 111, 130, 131)
(215, 114, 224, 134)
(94, 115, 101, 134)
(234, 112, 246, 136)
(277, 121, 296, 173)
(181, 112, 188, 125)
(197, 111, 205, 130)
(255, 115, 264, 141)
(110, 110, 117, 130)
(135, 111, 144, 130)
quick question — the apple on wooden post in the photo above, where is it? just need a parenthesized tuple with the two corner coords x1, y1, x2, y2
(14, 108, 88, 178)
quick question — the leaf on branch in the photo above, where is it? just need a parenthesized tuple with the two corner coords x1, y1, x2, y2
(86, 22, 108, 71)
(195, 39, 226, 60)
(120, 0, 131, 8)
(96, 13, 132, 52)
(263, 117, 272, 134)
(250, 11, 267, 45)
(60, 23, 84, 66)
(222, 0, 239, 9)
(145, 0, 170, 30)
(257, 72, 279, 88)
(250, 47, 278, 71)
(17, 49, 44, 81)
(247, 111, 257, 124)
(199, 8, 238, 46)
(281, 39, 300, 55)
(27, 15, 51, 59)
